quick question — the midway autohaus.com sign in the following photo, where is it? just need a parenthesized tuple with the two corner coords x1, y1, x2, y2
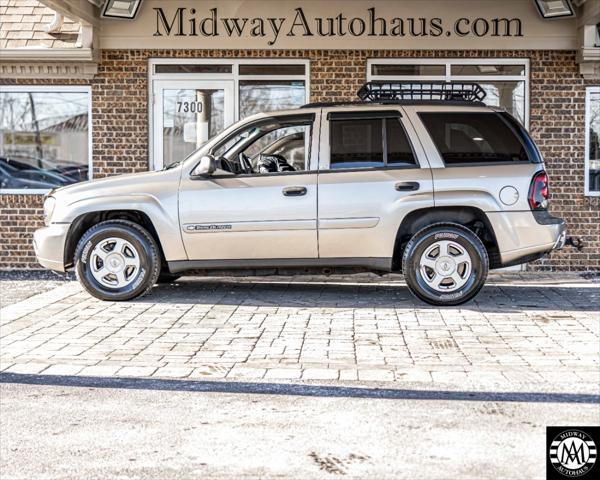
(152, 6, 524, 45)
(99, 1, 575, 50)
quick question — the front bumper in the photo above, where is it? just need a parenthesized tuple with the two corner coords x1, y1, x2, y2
(33, 224, 70, 272)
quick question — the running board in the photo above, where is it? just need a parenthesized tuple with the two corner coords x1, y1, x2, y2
(167, 257, 392, 273)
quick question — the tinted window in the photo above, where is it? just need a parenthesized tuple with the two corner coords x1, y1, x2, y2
(155, 64, 232, 74)
(330, 118, 384, 169)
(371, 64, 445, 76)
(386, 118, 416, 165)
(239, 64, 305, 75)
(419, 112, 529, 165)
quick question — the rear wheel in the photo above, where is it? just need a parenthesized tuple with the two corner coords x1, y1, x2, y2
(75, 220, 160, 301)
(402, 223, 488, 306)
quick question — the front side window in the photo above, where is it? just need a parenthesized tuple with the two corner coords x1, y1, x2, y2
(420, 112, 530, 165)
(0, 88, 91, 191)
(585, 87, 600, 195)
(329, 115, 416, 169)
(243, 126, 308, 171)
(210, 116, 312, 175)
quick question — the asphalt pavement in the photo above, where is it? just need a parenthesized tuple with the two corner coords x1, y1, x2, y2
(1, 375, 599, 480)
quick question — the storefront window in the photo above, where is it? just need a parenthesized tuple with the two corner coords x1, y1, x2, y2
(585, 87, 600, 196)
(0, 87, 91, 192)
(368, 59, 529, 125)
(155, 64, 233, 74)
(450, 64, 525, 76)
(239, 80, 306, 118)
(478, 81, 525, 124)
(162, 87, 226, 166)
(371, 64, 445, 76)
(150, 60, 309, 169)
(238, 64, 306, 76)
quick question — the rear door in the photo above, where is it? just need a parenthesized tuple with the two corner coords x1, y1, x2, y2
(317, 107, 434, 265)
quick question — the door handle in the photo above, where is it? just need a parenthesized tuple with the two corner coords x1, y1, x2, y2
(395, 181, 420, 192)
(282, 186, 307, 197)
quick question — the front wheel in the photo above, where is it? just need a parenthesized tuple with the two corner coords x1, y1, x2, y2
(75, 220, 161, 301)
(402, 223, 488, 306)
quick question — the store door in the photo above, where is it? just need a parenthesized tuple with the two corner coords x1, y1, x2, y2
(152, 80, 234, 169)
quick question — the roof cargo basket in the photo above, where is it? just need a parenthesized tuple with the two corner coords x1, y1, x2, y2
(357, 81, 487, 102)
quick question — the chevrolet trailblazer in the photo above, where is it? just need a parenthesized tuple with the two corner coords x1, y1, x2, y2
(34, 82, 566, 306)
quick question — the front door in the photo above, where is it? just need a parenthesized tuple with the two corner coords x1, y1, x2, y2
(153, 80, 234, 169)
(178, 113, 319, 261)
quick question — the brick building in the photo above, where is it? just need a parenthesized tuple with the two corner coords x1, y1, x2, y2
(1, 0, 599, 271)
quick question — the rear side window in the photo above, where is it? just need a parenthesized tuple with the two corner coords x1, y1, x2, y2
(329, 116, 416, 169)
(419, 112, 530, 165)
(386, 118, 416, 165)
(330, 118, 384, 168)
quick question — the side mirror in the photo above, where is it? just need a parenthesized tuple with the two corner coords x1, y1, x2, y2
(193, 155, 216, 177)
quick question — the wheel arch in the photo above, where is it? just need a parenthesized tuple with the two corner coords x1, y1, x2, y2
(64, 210, 166, 270)
(392, 206, 501, 270)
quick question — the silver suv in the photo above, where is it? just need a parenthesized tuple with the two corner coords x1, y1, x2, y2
(34, 82, 566, 306)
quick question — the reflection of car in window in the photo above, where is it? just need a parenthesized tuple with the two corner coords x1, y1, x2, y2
(0, 155, 88, 190)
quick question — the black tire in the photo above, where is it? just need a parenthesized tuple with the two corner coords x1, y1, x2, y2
(402, 223, 488, 306)
(156, 272, 182, 284)
(74, 220, 161, 301)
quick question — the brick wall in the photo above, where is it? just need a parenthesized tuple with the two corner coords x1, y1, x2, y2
(1, 49, 598, 270)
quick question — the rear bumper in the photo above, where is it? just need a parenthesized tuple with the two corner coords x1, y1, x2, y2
(33, 224, 70, 273)
(492, 211, 566, 267)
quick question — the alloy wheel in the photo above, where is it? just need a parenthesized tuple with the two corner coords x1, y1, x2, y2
(418, 240, 472, 292)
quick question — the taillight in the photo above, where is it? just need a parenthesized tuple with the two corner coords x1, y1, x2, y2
(528, 170, 549, 210)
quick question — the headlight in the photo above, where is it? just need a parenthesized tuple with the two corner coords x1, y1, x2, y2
(43, 196, 56, 226)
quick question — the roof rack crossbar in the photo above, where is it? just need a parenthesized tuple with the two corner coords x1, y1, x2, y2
(357, 81, 487, 102)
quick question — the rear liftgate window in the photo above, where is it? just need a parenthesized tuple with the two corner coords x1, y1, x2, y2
(419, 112, 531, 165)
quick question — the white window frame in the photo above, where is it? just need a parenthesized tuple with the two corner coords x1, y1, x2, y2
(585, 86, 600, 197)
(366, 58, 530, 127)
(148, 58, 310, 170)
(0, 85, 93, 195)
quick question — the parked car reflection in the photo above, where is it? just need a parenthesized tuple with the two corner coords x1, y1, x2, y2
(0, 155, 88, 189)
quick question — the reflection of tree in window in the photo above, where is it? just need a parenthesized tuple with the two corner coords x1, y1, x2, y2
(588, 92, 600, 193)
(0, 91, 90, 189)
(589, 93, 599, 161)
(239, 81, 305, 118)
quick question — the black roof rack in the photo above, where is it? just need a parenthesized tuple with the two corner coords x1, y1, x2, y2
(357, 81, 487, 102)
(300, 99, 485, 108)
